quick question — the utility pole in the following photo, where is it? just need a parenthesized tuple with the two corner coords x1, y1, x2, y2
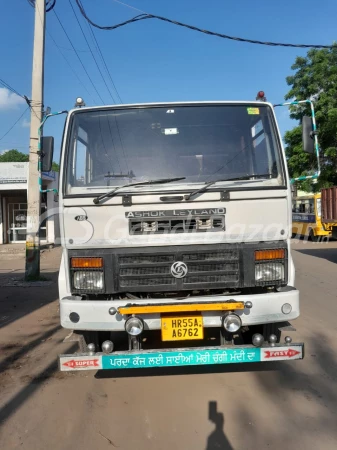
(25, 0, 46, 280)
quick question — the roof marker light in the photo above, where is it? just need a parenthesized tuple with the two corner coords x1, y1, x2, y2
(256, 91, 267, 101)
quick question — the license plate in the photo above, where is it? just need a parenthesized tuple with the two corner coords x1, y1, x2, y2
(161, 315, 204, 341)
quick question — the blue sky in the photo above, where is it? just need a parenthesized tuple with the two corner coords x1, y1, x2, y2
(1, 0, 336, 162)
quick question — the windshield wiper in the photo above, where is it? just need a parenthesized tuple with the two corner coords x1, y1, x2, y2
(185, 173, 273, 201)
(93, 177, 186, 204)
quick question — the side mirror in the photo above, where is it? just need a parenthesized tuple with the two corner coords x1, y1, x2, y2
(302, 116, 315, 154)
(41, 136, 54, 172)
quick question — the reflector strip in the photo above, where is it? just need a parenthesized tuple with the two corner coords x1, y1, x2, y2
(118, 302, 245, 315)
(71, 257, 103, 268)
(255, 249, 285, 261)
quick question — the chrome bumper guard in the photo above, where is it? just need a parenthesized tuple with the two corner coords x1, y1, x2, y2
(59, 343, 304, 371)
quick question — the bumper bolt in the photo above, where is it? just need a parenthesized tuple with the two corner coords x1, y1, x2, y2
(269, 334, 278, 346)
(87, 343, 95, 354)
(245, 301, 253, 309)
(285, 336, 292, 345)
(109, 307, 117, 315)
(252, 333, 264, 347)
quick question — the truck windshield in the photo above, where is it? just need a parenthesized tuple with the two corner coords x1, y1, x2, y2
(65, 104, 284, 195)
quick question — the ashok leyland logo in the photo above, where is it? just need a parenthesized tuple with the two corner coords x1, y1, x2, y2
(171, 261, 188, 278)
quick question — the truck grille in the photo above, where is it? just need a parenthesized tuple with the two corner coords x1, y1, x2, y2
(68, 242, 288, 294)
(117, 248, 239, 291)
(129, 217, 225, 234)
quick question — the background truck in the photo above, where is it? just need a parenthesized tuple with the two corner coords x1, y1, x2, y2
(292, 193, 331, 241)
(321, 187, 337, 238)
(39, 95, 317, 372)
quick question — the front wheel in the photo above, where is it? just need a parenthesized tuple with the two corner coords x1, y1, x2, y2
(309, 229, 318, 242)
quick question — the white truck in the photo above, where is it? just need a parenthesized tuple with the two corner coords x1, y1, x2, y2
(40, 95, 316, 372)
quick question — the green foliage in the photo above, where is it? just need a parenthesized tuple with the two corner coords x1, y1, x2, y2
(0, 149, 29, 162)
(0, 149, 59, 172)
(284, 44, 337, 191)
(51, 161, 59, 172)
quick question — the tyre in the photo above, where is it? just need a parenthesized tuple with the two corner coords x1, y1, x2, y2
(309, 229, 318, 242)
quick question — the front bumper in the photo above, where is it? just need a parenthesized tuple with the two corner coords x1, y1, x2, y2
(60, 289, 299, 331)
(59, 342, 304, 371)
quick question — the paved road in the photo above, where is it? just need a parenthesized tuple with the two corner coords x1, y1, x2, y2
(1, 241, 337, 450)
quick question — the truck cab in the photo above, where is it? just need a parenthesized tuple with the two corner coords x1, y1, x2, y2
(49, 100, 304, 371)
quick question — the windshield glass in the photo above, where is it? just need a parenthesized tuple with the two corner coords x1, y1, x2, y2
(65, 104, 284, 194)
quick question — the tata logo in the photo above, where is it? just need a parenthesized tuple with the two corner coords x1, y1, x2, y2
(171, 261, 188, 279)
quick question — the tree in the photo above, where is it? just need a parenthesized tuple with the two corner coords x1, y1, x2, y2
(0, 149, 59, 172)
(284, 44, 337, 191)
(0, 149, 29, 162)
(51, 161, 59, 172)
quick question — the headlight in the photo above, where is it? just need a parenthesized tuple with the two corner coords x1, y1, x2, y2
(125, 317, 144, 336)
(255, 263, 284, 283)
(73, 271, 104, 290)
(223, 313, 242, 332)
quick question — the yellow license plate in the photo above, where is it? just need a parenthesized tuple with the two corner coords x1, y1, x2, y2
(161, 315, 204, 341)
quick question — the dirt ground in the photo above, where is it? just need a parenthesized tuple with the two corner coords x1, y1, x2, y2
(1, 241, 337, 450)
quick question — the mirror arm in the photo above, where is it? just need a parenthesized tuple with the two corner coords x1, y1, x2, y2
(38, 110, 68, 194)
(274, 99, 320, 182)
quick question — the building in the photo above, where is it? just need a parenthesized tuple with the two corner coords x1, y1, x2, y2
(0, 162, 60, 245)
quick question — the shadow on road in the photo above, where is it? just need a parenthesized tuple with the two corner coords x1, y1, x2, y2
(296, 248, 337, 264)
(206, 401, 233, 450)
(95, 361, 278, 379)
(249, 333, 337, 447)
(0, 325, 61, 374)
(0, 343, 77, 427)
(0, 271, 59, 330)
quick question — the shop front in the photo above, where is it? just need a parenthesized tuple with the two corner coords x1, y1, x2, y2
(0, 162, 59, 245)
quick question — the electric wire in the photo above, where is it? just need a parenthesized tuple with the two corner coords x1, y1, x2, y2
(29, 0, 97, 104)
(67, 3, 128, 174)
(66, 2, 128, 173)
(73, 3, 129, 172)
(0, 78, 39, 118)
(79, 1, 123, 103)
(0, 78, 24, 99)
(26, 0, 56, 12)
(0, 107, 30, 141)
(26, 0, 56, 13)
(75, 0, 335, 49)
(45, 27, 97, 105)
(86, 23, 123, 104)
(67, 0, 117, 104)
(53, 8, 106, 104)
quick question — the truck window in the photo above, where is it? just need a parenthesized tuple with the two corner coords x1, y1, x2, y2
(295, 199, 314, 214)
(65, 105, 284, 195)
(67, 126, 90, 187)
(308, 199, 314, 214)
(316, 198, 321, 217)
(251, 119, 274, 175)
(297, 201, 305, 213)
